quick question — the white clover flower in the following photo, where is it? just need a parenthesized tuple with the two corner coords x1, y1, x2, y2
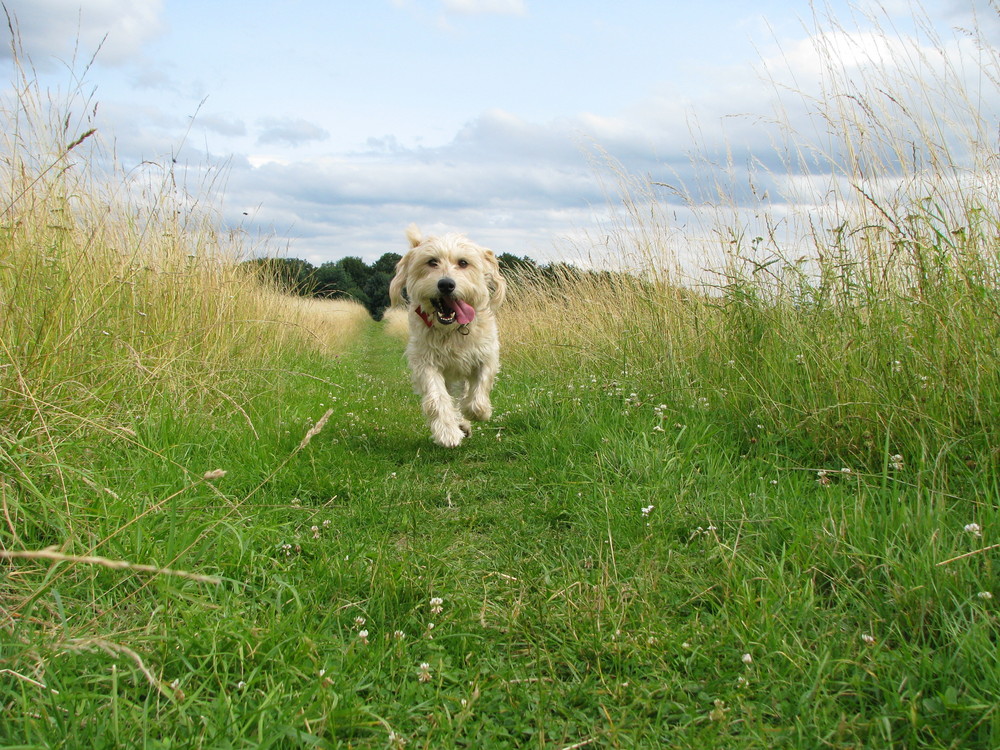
(741, 653, 753, 665)
(430, 597, 444, 615)
(861, 634, 876, 645)
(641, 505, 654, 517)
(357, 630, 369, 645)
(418, 663, 432, 682)
(977, 591, 993, 600)
(965, 523, 983, 537)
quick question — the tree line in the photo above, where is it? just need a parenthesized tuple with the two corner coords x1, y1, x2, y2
(242, 252, 573, 319)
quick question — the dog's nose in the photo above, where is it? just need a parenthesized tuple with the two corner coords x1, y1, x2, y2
(437, 277, 456, 295)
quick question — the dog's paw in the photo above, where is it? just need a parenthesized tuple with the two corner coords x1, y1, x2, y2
(459, 420, 472, 437)
(432, 422, 466, 448)
(463, 399, 492, 422)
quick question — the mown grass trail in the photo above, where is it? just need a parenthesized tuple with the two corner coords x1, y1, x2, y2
(5, 318, 996, 749)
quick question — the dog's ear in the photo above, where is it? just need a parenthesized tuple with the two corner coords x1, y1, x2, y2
(484, 249, 507, 309)
(389, 252, 410, 307)
(405, 223, 423, 249)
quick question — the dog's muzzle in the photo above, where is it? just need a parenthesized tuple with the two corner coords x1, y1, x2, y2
(425, 277, 476, 326)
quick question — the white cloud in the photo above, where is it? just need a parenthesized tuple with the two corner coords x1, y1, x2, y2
(0, 0, 164, 66)
(256, 118, 329, 147)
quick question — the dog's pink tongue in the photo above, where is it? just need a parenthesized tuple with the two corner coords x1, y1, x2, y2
(452, 299, 476, 325)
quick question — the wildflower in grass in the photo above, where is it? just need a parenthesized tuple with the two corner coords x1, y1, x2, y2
(417, 662, 432, 682)
(323, 519, 331, 528)
(236, 680, 246, 690)
(965, 523, 983, 537)
(709, 699, 728, 721)
(357, 629, 369, 645)
(841, 467, 852, 475)
(388, 730, 408, 749)
(203, 469, 226, 481)
(354, 616, 366, 628)
(393, 630, 406, 640)
(311, 525, 320, 539)
(890, 454, 905, 471)
(861, 633, 876, 645)
(795, 353, 805, 365)
(817, 470, 831, 486)
(977, 591, 993, 600)
(430, 597, 443, 615)
(741, 653, 753, 665)
(641, 504, 654, 517)
(736, 675, 749, 688)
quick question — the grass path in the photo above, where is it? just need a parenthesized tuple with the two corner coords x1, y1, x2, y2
(2, 320, 998, 749)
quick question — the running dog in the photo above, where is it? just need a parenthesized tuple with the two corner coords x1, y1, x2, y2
(388, 225, 507, 447)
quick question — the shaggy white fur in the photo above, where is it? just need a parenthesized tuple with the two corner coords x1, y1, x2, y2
(389, 225, 507, 447)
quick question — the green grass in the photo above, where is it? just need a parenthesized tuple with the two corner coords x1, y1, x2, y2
(3, 323, 997, 749)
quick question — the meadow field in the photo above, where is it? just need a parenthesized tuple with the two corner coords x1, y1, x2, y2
(2, 5, 1000, 749)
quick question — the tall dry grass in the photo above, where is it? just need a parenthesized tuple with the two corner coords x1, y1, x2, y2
(504, 2, 1000, 473)
(0, 50, 368, 496)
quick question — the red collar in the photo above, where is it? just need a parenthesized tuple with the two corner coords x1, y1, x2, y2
(415, 306, 434, 328)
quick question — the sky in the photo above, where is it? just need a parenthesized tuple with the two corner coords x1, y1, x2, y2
(1, 0, 996, 269)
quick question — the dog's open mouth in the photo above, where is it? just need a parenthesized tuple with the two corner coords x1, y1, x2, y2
(431, 297, 476, 325)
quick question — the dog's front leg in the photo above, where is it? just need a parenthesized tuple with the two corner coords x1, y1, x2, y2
(461, 361, 497, 423)
(414, 368, 467, 447)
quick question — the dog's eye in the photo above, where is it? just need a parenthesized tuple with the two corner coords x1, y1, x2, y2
(458, 259, 469, 268)
(427, 259, 439, 268)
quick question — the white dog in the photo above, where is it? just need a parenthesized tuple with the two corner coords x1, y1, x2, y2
(389, 225, 507, 447)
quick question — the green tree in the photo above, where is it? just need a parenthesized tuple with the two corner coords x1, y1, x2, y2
(372, 252, 402, 276)
(242, 257, 317, 294)
(363, 271, 393, 319)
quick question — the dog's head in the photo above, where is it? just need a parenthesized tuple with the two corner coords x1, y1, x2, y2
(389, 224, 507, 327)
